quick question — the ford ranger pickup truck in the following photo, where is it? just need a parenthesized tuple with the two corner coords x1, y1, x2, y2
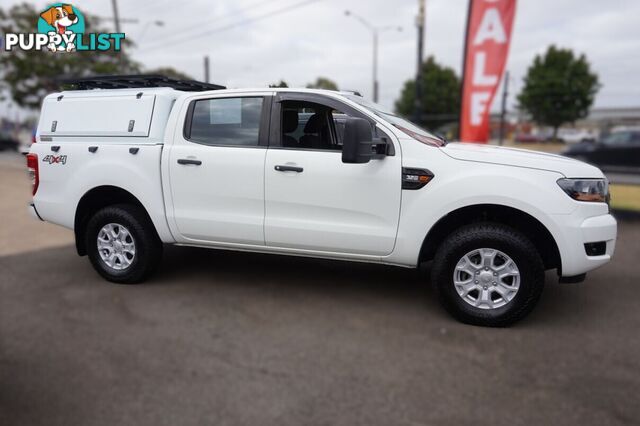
(26, 75, 617, 326)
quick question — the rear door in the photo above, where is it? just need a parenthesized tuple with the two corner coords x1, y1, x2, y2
(263, 94, 401, 256)
(166, 94, 271, 245)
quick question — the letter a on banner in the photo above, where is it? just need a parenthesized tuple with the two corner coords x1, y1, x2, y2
(460, 0, 516, 143)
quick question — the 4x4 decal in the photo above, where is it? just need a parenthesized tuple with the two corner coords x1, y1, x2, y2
(42, 155, 67, 165)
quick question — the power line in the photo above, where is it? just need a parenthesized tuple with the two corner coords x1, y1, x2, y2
(141, 0, 322, 52)
(143, 0, 320, 51)
(145, 0, 282, 47)
(125, 0, 174, 17)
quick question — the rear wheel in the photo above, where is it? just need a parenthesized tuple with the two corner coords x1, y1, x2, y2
(431, 223, 544, 327)
(86, 204, 162, 284)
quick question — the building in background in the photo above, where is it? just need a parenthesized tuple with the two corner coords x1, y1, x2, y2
(490, 107, 640, 143)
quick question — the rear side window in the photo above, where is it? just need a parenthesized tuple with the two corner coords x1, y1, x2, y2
(188, 97, 263, 146)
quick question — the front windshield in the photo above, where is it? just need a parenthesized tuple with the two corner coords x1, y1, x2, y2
(343, 94, 446, 146)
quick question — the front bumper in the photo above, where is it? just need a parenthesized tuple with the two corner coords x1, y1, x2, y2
(553, 211, 617, 277)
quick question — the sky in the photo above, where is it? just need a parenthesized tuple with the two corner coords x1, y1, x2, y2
(2, 0, 640, 120)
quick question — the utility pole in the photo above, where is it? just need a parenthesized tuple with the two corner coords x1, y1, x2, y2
(414, 0, 425, 124)
(204, 56, 210, 83)
(498, 70, 509, 146)
(373, 31, 378, 103)
(111, 0, 122, 34)
(111, 0, 123, 70)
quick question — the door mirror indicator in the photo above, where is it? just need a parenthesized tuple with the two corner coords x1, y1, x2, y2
(342, 117, 375, 164)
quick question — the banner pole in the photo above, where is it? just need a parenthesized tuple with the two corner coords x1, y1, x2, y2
(459, 0, 473, 141)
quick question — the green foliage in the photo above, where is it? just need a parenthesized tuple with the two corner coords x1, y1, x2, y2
(269, 80, 289, 88)
(0, 3, 140, 109)
(306, 77, 338, 91)
(394, 56, 460, 129)
(517, 45, 600, 137)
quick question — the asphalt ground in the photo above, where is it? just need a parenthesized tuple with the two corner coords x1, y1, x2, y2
(1, 152, 639, 425)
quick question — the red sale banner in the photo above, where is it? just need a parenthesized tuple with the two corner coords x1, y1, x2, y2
(460, 0, 516, 142)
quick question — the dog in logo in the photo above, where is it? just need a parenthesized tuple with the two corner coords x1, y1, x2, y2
(40, 4, 78, 52)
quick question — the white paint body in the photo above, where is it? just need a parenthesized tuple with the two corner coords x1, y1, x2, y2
(30, 88, 617, 277)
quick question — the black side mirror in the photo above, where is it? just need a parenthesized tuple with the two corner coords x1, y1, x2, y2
(342, 117, 374, 164)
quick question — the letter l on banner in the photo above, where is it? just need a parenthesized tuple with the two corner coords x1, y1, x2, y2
(460, 0, 516, 143)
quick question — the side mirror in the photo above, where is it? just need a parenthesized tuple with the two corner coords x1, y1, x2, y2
(342, 117, 374, 164)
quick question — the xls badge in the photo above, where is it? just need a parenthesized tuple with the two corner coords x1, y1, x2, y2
(42, 155, 68, 165)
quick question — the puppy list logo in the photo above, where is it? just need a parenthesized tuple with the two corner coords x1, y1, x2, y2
(3, 3, 125, 52)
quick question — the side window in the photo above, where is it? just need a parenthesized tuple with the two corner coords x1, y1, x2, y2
(603, 132, 632, 146)
(188, 97, 263, 146)
(332, 111, 347, 146)
(332, 110, 390, 154)
(281, 101, 341, 151)
(279, 98, 391, 155)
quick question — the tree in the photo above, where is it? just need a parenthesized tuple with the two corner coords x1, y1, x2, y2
(517, 45, 600, 140)
(269, 80, 289, 88)
(306, 77, 338, 91)
(395, 56, 460, 130)
(0, 3, 139, 109)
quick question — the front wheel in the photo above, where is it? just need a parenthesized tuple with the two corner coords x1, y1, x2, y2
(86, 204, 162, 284)
(431, 223, 544, 327)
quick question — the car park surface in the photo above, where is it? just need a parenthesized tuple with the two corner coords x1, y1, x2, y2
(1, 152, 639, 425)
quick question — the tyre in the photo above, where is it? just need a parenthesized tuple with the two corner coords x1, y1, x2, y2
(431, 223, 544, 327)
(85, 204, 162, 284)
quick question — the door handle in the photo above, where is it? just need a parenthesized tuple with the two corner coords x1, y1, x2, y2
(275, 165, 303, 173)
(177, 159, 202, 166)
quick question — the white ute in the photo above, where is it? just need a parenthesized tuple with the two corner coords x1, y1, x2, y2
(27, 75, 617, 326)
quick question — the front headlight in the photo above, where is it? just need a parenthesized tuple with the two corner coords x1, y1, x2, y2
(557, 178, 610, 204)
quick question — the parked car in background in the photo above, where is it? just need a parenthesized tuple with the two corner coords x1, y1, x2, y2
(557, 128, 597, 144)
(17, 128, 36, 154)
(563, 129, 640, 173)
(515, 132, 545, 143)
(0, 130, 19, 152)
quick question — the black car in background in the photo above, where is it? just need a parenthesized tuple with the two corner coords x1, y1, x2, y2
(0, 131, 20, 152)
(563, 129, 640, 173)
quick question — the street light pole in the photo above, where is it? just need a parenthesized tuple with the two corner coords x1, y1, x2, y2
(345, 10, 401, 103)
(136, 20, 165, 43)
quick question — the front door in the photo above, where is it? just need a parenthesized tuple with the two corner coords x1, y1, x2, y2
(167, 95, 270, 245)
(264, 97, 401, 256)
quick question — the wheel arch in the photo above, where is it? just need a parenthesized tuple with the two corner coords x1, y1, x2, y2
(74, 186, 157, 256)
(418, 204, 561, 271)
